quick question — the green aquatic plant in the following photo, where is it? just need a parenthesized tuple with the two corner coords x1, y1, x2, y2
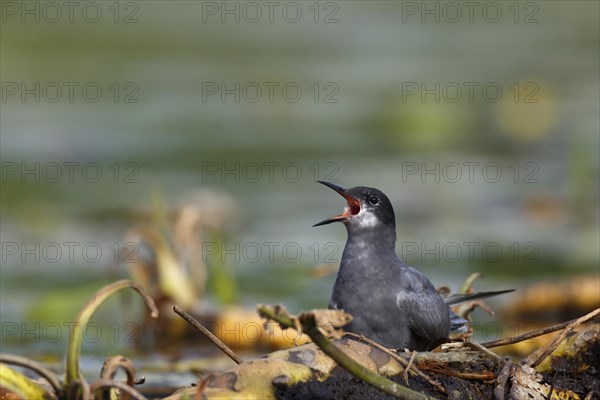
(0, 279, 158, 400)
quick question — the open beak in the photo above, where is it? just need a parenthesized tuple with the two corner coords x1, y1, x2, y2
(313, 181, 361, 227)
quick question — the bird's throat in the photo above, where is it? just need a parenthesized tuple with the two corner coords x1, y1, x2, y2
(340, 226, 397, 272)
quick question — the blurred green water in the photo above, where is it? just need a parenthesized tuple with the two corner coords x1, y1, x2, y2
(1, 0, 598, 382)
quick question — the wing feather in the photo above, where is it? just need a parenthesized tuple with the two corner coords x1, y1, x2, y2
(399, 266, 450, 343)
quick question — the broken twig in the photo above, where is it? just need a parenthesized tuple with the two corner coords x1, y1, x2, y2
(482, 312, 600, 349)
(403, 351, 417, 386)
(524, 307, 600, 368)
(173, 305, 244, 365)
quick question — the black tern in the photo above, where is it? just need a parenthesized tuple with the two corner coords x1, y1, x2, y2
(314, 181, 513, 351)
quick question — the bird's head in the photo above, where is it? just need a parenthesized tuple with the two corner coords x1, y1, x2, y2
(313, 181, 396, 231)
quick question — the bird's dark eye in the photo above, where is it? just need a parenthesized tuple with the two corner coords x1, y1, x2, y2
(368, 195, 379, 205)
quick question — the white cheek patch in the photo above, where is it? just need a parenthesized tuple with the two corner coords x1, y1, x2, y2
(356, 211, 379, 228)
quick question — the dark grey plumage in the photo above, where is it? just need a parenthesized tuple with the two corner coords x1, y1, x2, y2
(314, 182, 512, 351)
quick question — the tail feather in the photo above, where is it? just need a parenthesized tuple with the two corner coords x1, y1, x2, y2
(446, 289, 514, 333)
(443, 289, 514, 306)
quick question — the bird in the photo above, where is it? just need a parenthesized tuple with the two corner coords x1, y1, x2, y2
(314, 181, 513, 351)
